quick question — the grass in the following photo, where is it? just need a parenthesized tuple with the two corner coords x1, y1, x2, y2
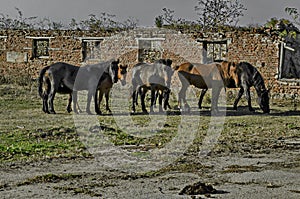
(0, 83, 299, 164)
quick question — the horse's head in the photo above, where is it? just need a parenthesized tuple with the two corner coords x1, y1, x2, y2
(118, 64, 128, 86)
(109, 59, 120, 83)
(258, 89, 270, 113)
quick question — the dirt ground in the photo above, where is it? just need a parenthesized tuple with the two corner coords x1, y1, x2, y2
(0, 148, 299, 198)
(0, 84, 299, 199)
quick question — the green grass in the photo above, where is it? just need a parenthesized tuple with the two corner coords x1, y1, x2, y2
(0, 84, 299, 164)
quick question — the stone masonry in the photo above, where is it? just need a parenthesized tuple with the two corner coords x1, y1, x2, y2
(0, 27, 299, 98)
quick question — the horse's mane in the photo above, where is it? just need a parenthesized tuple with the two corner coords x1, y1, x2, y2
(239, 62, 267, 94)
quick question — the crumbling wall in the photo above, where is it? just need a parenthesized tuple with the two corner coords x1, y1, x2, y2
(0, 28, 299, 98)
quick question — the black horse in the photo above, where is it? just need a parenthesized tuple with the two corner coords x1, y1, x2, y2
(199, 62, 270, 113)
(38, 60, 120, 114)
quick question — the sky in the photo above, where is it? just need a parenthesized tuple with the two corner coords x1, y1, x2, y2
(0, 0, 299, 27)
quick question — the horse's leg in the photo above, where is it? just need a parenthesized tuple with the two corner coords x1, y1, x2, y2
(48, 81, 57, 114)
(131, 87, 137, 113)
(93, 89, 101, 115)
(153, 90, 159, 108)
(72, 91, 79, 114)
(43, 94, 49, 113)
(96, 90, 104, 114)
(141, 88, 148, 113)
(233, 87, 244, 110)
(42, 82, 50, 113)
(198, 89, 208, 109)
(67, 93, 72, 113)
(105, 89, 112, 113)
(178, 84, 190, 112)
(245, 87, 255, 112)
(48, 91, 56, 114)
(85, 90, 94, 115)
(211, 86, 221, 114)
(150, 88, 156, 113)
(163, 89, 171, 110)
(158, 90, 164, 112)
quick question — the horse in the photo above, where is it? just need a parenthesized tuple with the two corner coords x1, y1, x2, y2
(234, 62, 270, 113)
(131, 59, 174, 113)
(134, 59, 173, 110)
(38, 60, 120, 114)
(174, 61, 240, 113)
(97, 64, 127, 114)
(198, 62, 270, 113)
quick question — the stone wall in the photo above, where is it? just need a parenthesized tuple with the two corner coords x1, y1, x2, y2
(0, 29, 110, 79)
(0, 28, 299, 98)
(100, 28, 203, 67)
(225, 31, 300, 97)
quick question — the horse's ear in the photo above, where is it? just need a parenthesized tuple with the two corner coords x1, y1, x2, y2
(166, 59, 172, 66)
(228, 62, 238, 74)
(188, 64, 193, 71)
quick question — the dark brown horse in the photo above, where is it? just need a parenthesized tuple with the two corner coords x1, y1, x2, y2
(38, 60, 120, 114)
(198, 61, 270, 113)
(97, 64, 127, 114)
(174, 61, 240, 113)
(131, 60, 174, 113)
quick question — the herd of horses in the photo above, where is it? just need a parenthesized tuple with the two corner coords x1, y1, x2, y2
(38, 58, 270, 115)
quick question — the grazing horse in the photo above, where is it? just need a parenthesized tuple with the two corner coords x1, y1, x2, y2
(97, 64, 128, 114)
(174, 61, 239, 113)
(233, 62, 270, 113)
(198, 62, 270, 113)
(131, 60, 174, 113)
(38, 60, 120, 114)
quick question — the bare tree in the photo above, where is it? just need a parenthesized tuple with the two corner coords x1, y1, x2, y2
(195, 0, 246, 30)
(0, 7, 36, 29)
(285, 7, 300, 27)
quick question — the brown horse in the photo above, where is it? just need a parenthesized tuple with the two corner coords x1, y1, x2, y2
(174, 61, 239, 113)
(97, 64, 128, 114)
(197, 62, 270, 113)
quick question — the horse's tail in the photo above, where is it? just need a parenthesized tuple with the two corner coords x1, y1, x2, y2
(38, 66, 50, 98)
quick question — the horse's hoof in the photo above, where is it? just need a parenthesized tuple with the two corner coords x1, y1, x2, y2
(142, 109, 148, 114)
(173, 106, 180, 111)
(86, 110, 93, 115)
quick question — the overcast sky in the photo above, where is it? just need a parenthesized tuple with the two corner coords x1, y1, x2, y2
(0, 0, 299, 27)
